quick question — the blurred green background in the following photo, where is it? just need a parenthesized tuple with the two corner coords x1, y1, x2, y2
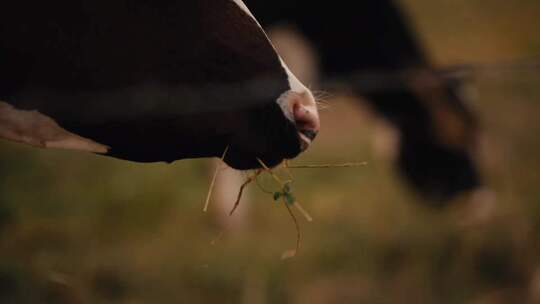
(1, 1, 539, 303)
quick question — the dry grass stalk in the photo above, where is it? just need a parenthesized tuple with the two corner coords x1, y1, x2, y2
(229, 170, 263, 216)
(203, 146, 229, 212)
(257, 158, 309, 258)
(282, 200, 301, 260)
(206, 155, 367, 258)
(285, 162, 368, 169)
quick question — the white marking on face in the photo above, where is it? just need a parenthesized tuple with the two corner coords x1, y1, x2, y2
(231, 1, 321, 152)
(268, 25, 320, 86)
(0, 101, 109, 153)
(231, 0, 255, 19)
(230, 0, 313, 96)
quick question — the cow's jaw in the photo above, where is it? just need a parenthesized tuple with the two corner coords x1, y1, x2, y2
(231, 0, 320, 154)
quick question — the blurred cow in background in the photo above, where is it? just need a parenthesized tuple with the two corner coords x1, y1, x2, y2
(212, 0, 483, 232)
(0, 0, 480, 206)
(212, 0, 483, 230)
(246, 0, 481, 202)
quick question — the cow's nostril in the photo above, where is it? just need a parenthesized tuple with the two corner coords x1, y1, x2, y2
(292, 102, 319, 131)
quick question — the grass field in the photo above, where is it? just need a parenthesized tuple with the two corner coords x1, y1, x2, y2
(1, 1, 539, 303)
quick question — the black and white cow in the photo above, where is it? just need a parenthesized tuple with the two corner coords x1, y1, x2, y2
(0, 0, 480, 201)
(0, 0, 320, 170)
(247, 0, 480, 200)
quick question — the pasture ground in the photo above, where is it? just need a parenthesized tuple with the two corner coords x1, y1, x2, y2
(1, 1, 539, 303)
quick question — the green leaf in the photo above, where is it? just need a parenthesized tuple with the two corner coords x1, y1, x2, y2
(273, 192, 282, 201)
(284, 193, 296, 205)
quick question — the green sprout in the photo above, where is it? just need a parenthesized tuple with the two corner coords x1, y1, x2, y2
(204, 149, 366, 259)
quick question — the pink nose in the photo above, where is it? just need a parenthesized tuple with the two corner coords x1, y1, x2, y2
(290, 92, 320, 143)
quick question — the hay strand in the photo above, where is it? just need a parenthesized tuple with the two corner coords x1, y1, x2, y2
(286, 162, 368, 169)
(281, 200, 301, 260)
(203, 146, 229, 212)
(229, 170, 262, 216)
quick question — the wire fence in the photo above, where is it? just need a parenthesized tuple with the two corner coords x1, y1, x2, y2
(320, 56, 540, 94)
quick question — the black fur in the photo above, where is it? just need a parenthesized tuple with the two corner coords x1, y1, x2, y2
(0, 0, 301, 169)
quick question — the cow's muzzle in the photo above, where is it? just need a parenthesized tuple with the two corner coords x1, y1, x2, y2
(278, 90, 320, 152)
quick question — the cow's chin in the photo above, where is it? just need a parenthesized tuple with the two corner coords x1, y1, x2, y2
(222, 103, 303, 170)
(223, 145, 300, 170)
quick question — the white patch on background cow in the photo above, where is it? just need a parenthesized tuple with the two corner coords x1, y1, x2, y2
(0, 101, 109, 153)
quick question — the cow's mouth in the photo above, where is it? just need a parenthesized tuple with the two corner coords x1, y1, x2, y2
(222, 89, 320, 170)
(298, 129, 318, 151)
